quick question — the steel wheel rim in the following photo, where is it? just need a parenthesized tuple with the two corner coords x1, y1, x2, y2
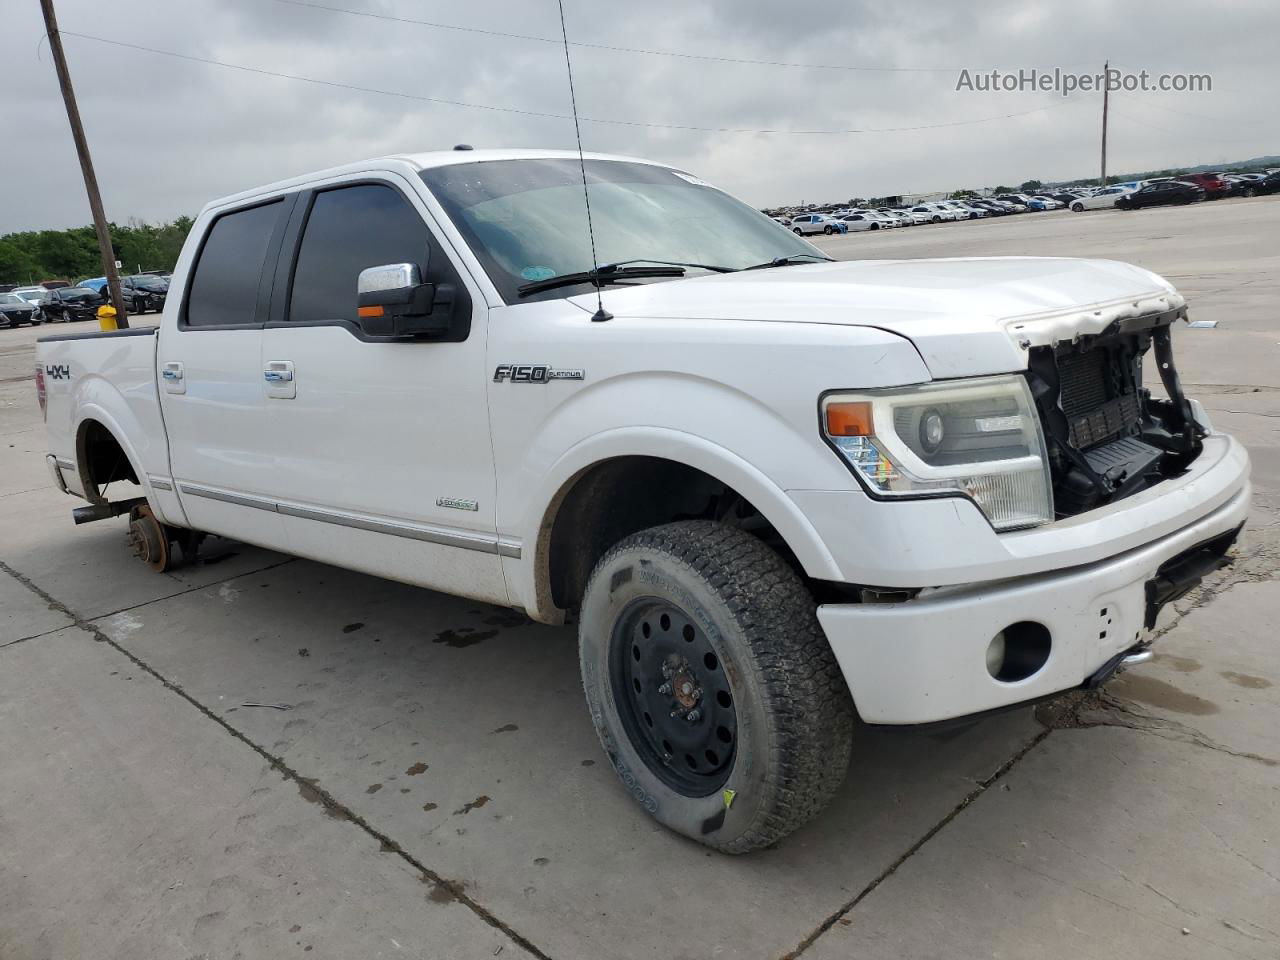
(608, 598, 738, 796)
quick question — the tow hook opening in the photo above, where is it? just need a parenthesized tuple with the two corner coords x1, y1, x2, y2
(987, 621, 1052, 682)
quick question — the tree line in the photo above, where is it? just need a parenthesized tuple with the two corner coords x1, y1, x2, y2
(0, 217, 194, 286)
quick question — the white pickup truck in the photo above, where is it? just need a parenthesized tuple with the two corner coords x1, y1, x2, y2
(36, 149, 1250, 853)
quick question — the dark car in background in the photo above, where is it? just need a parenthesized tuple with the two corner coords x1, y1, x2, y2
(1115, 180, 1204, 210)
(1176, 173, 1227, 200)
(0, 292, 42, 328)
(42, 286, 106, 322)
(1237, 172, 1280, 197)
(120, 275, 169, 314)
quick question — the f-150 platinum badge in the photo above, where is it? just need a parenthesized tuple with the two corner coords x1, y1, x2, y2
(493, 364, 585, 383)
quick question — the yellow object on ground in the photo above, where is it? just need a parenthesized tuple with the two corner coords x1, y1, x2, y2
(97, 304, 118, 331)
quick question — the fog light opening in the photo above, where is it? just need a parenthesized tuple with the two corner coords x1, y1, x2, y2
(986, 621, 1051, 682)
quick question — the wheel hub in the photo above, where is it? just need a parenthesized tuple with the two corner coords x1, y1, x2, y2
(609, 598, 737, 796)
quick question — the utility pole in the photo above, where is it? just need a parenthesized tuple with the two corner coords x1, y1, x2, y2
(1100, 59, 1110, 188)
(38, 0, 128, 328)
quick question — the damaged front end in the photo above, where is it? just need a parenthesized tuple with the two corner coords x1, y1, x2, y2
(1027, 307, 1206, 518)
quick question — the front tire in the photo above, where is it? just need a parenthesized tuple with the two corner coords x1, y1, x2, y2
(578, 520, 854, 853)
(1071, 202, 1084, 212)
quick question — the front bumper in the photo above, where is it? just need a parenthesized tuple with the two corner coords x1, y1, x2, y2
(817, 479, 1250, 724)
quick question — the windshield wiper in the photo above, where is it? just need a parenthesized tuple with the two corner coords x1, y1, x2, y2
(744, 254, 834, 271)
(605, 259, 739, 274)
(517, 264, 685, 297)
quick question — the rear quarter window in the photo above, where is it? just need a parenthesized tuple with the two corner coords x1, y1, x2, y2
(186, 200, 283, 327)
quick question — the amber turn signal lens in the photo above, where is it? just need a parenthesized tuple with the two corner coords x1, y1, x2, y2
(357, 305, 385, 318)
(825, 401, 874, 437)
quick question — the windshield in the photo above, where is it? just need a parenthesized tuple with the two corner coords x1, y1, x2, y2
(421, 158, 820, 303)
(62, 287, 97, 298)
(0, 294, 21, 304)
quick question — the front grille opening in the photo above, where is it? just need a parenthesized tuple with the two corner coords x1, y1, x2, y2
(1027, 316, 1204, 519)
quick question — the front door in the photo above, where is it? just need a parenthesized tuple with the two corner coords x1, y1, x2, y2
(257, 176, 505, 605)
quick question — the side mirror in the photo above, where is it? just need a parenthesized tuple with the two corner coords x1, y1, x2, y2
(356, 263, 450, 338)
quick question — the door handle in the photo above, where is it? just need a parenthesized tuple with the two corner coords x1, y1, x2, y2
(264, 360, 296, 399)
(161, 361, 186, 395)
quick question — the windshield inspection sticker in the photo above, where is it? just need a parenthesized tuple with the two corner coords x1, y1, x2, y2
(520, 266, 557, 281)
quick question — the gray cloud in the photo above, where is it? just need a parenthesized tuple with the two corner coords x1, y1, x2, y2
(2, 0, 1274, 232)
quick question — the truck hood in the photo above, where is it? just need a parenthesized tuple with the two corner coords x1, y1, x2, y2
(570, 257, 1184, 378)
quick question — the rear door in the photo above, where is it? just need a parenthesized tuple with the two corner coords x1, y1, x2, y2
(256, 174, 505, 605)
(158, 196, 294, 548)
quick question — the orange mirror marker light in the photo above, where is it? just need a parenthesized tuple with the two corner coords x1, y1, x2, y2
(357, 305, 385, 318)
(825, 401, 874, 437)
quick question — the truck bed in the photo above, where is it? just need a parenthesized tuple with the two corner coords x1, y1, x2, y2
(38, 324, 167, 504)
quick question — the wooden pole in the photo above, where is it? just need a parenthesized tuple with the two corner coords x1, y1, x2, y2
(38, 0, 129, 327)
(1100, 60, 1110, 188)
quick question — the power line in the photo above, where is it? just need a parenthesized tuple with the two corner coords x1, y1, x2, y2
(59, 31, 1075, 136)
(272, 0, 965, 73)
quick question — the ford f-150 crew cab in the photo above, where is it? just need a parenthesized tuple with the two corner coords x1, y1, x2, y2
(35, 149, 1251, 853)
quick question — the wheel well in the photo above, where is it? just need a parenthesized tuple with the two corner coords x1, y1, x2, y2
(544, 456, 798, 615)
(76, 419, 139, 502)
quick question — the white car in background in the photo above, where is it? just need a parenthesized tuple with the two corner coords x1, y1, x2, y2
(848, 209, 900, 229)
(1068, 186, 1133, 211)
(837, 214, 879, 233)
(790, 214, 848, 236)
(878, 208, 915, 226)
(908, 204, 954, 223)
(895, 208, 933, 225)
(946, 201, 987, 219)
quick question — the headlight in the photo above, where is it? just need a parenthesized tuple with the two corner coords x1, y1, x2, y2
(822, 374, 1054, 531)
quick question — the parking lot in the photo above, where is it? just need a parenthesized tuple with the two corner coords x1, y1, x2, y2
(2, 198, 1277, 959)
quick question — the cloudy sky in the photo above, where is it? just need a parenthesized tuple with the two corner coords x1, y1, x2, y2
(3, 0, 1276, 232)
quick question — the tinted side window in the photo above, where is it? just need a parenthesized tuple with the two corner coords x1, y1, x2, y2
(186, 200, 282, 327)
(289, 184, 431, 325)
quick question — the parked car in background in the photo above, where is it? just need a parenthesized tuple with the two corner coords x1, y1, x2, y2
(0, 292, 42, 327)
(1115, 180, 1204, 210)
(1243, 171, 1280, 196)
(1176, 173, 1227, 200)
(879, 208, 917, 225)
(848, 209, 900, 229)
(837, 214, 880, 232)
(80, 277, 108, 293)
(1068, 186, 1133, 211)
(12, 287, 53, 307)
(1049, 192, 1083, 206)
(1026, 196, 1063, 211)
(120, 275, 169, 314)
(944, 201, 986, 219)
(975, 199, 1013, 215)
(39, 279, 71, 289)
(42, 285, 106, 322)
(790, 214, 848, 235)
(994, 195, 1030, 212)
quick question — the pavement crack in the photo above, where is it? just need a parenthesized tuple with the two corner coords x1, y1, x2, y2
(0, 557, 554, 960)
(0, 624, 69, 650)
(1037, 690, 1278, 768)
(779, 727, 1052, 960)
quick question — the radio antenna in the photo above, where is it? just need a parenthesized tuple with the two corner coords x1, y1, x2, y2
(556, 0, 612, 322)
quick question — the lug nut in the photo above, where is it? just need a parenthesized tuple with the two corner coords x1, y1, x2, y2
(686, 709, 701, 722)
(657, 682, 672, 695)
